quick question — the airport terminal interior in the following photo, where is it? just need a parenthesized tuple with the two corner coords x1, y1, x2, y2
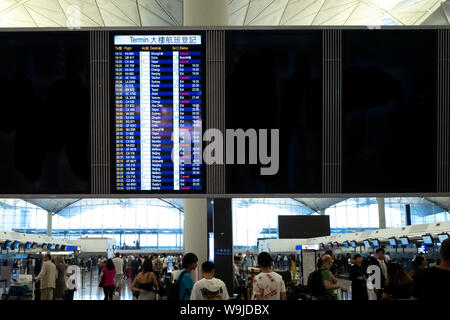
(1, 0, 450, 302)
(1, 197, 450, 300)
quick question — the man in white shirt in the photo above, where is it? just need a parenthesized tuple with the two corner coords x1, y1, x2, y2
(252, 252, 287, 300)
(112, 252, 124, 297)
(191, 261, 229, 300)
(385, 252, 391, 262)
(375, 248, 388, 300)
(171, 265, 180, 284)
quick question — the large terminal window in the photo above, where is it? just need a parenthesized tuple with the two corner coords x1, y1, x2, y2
(112, 33, 204, 193)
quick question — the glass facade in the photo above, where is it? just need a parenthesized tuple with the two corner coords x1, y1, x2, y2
(325, 198, 379, 232)
(0, 199, 47, 232)
(232, 197, 450, 250)
(232, 198, 314, 249)
(0, 199, 184, 251)
(1, 197, 450, 251)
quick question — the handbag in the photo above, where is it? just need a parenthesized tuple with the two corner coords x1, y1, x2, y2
(99, 274, 105, 288)
(63, 271, 69, 290)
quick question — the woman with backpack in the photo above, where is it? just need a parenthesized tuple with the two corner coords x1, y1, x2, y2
(131, 258, 158, 300)
(171, 253, 198, 300)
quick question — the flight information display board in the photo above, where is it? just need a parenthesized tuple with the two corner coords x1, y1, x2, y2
(112, 34, 204, 192)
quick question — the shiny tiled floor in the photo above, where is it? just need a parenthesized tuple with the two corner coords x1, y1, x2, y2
(73, 268, 353, 301)
(74, 269, 134, 300)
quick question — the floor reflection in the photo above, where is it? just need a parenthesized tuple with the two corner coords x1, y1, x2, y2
(74, 269, 134, 301)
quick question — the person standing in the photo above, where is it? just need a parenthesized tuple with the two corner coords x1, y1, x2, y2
(347, 254, 353, 274)
(112, 252, 124, 298)
(409, 256, 427, 280)
(153, 254, 163, 278)
(385, 252, 391, 262)
(243, 250, 255, 277)
(122, 255, 127, 276)
(233, 256, 242, 294)
(54, 256, 67, 300)
(100, 259, 116, 300)
(97, 256, 103, 277)
(35, 254, 57, 300)
(373, 248, 388, 300)
(131, 256, 139, 281)
(191, 261, 229, 300)
(237, 253, 243, 271)
(318, 254, 347, 300)
(252, 252, 287, 300)
(161, 254, 169, 274)
(131, 258, 158, 300)
(411, 238, 450, 300)
(176, 253, 198, 300)
(349, 254, 368, 301)
(382, 261, 413, 300)
(126, 256, 133, 279)
(171, 265, 180, 284)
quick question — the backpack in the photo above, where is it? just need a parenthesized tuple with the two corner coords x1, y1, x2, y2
(307, 269, 326, 297)
(167, 270, 188, 301)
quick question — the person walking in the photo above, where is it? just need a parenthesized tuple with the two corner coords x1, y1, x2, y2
(112, 253, 124, 298)
(100, 259, 116, 300)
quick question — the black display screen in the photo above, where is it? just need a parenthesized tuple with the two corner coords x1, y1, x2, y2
(0, 32, 90, 194)
(278, 215, 330, 239)
(3, 240, 12, 249)
(226, 31, 322, 193)
(342, 30, 437, 193)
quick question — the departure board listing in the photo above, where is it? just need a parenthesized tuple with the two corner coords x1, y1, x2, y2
(113, 34, 203, 192)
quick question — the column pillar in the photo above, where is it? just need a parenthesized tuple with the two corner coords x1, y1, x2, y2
(377, 197, 386, 229)
(183, 0, 227, 26)
(319, 209, 325, 215)
(183, 0, 228, 284)
(184, 199, 208, 281)
(47, 211, 52, 237)
(405, 204, 412, 226)
(212, 198, 233, 295)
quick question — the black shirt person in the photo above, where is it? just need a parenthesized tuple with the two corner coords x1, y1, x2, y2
(411, 238, 450, 300)
(382, 261, 413, 300)
(349, 254, 368, 300)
